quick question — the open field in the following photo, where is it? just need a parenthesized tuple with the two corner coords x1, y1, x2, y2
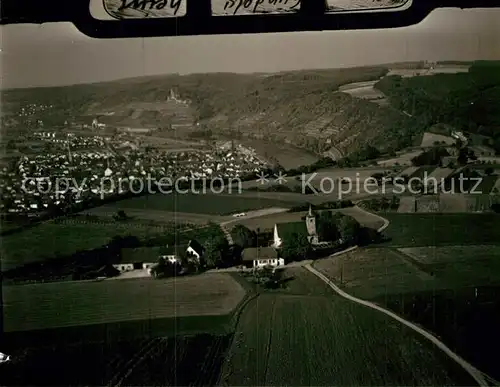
(220, 267, 475, 386)
(386, 66, 470, 78)
(420, 132, 456, 147)
(338, 79, 387, 101)
(380, 213, 500, 247)
(426, 167, 455, 181)
(398, 245, 500, 287)
(476, 175, 500, 194)
(99, 193, 296, 215)
(3, 273, 246, 332)
(314, 248, 438, 299)
(314, 246, 500, 382)
(302, 167, 392, 183)
(397, 194, 498, 213)
(230, 206, 384, 232)
(397, 165, 419, 177)
(83, 207, 230, 224)
(377, 150, 423, 167)
(2, 334, 233, 386)
(0, 220, 186, 272)
(337, 206, 386, 229)
(314, 246, 500, 300)
(397, 196, 416, 212)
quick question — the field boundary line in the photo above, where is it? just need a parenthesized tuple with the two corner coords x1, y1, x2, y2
(305, 263, 488, 386)
(218, 292, 261, 385)
(307, 208, 493, 386)
(262, 297, 277, 385)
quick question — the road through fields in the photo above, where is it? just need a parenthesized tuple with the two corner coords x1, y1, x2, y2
(306, 264, 488, 386)
(304, 209, 490, 386)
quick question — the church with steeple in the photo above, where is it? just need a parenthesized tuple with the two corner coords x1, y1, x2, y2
(272, 205, 319, 248)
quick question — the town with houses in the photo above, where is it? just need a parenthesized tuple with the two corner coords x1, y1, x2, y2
(0, 132, 269, 217)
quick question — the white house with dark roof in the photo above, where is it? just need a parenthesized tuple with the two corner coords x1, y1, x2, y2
(186, 239, 204, 261)
(242, 246, 284, 269)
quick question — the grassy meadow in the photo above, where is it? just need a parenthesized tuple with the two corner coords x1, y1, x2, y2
(380, 213, 500, 247)
(220, 267, 475, 386)
(102, 193, 295, 216)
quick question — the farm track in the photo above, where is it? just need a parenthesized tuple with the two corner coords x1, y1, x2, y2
(262, 298, 277, 384)
(306, 263, 488, 387)
(307, 209, 495, 387)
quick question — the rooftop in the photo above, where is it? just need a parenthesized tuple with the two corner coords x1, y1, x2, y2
(242, 247, 278, 261)
(120, 246, 162, 264)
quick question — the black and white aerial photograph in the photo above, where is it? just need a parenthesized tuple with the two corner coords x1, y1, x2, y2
(1, 4, 500, 386)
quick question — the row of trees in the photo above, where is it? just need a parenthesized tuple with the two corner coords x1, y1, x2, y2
(228, 205, 385, 264)
(289, 199, 354, 212)
(282, 212, 363, 261)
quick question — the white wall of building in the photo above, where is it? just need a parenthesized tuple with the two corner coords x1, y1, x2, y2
(253, 258, 285, 268)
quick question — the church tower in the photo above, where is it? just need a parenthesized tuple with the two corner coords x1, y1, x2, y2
(305, 204, 317, 237)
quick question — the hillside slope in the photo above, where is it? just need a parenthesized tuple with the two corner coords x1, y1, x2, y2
(2, 66, 415, 156)
(5, 62, 497, 159)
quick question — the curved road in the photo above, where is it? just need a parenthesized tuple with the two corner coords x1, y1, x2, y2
(305, 210, 490, 387)
(214, 202, 495, 385)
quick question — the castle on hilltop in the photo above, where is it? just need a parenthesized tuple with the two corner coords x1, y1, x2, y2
(167, 88, 191, 105)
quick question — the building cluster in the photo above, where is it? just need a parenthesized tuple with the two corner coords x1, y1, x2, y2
(17, 103, 54, 117)
(114, 240, 204, 276)
(32, 132, 107, 149)
(451, 131, 468, 144)
(1, 132, 269, 216)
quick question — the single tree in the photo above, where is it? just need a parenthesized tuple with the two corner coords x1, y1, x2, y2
(203, 235, 229, 268)
(337, 215, 361, 245)
(230, 224, 256, 248)
(316, 211, 339, 242)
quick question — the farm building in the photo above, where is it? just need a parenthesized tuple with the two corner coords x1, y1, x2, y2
(273, 205, 318, 248)
(115, 246, 161, 273)
(115, 240, 204, 274)
(158, 244, 191, 264)
(242, 246, 284, 269)
(186, 239, 204, 261)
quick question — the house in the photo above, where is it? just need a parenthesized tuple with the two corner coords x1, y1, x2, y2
(158, 244, 188, 264)
(451, 131, 467, 143)
(114, 246, 162, 273)
(111, 241, 205, 275)
(242, 247, 284, 269)
(272, 205, 318, 248)
(186, 239, 204, 261)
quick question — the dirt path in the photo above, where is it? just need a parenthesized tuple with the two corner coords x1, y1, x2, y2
(305, 263, 488, 386)
(219, 207, 290, 245)
(305, 209, 489, 387)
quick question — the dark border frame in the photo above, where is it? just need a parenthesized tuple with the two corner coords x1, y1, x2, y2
(1, 0, 499, 38)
